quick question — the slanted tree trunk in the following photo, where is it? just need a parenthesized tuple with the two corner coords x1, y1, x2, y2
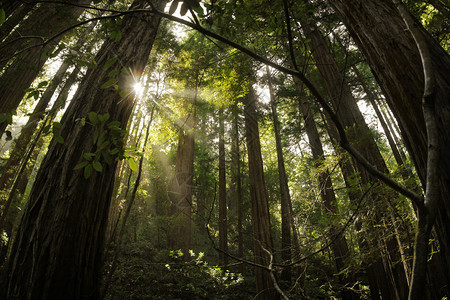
(2, 1, 164, 298)
(0, 1, 24, 19)
(295, 79, 358, 300)
(243, 84, 278, 300)
(327, 4, 450, 294)
(0, 0, 91, 137)
(351, 65, 406, 169)
(0, 60, 70, 195)
(101, 115, 152, 299)
(218, 106, 228, 267)
(0, 4, 34, 42)
(298, 10, 410, 298)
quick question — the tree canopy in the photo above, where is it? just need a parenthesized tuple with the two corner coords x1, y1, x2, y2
(0, 0, 449, 299)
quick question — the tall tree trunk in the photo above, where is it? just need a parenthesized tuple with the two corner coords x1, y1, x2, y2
(2, 2, 164, 298)
(0, 1, 24, 19)
(327, 4, 450, 294)
(0, 0, 90, 137)
(266, 67, 292, 284)
(243, 84, 278, 300)
(0, 4, 34, 42)
(0, 60, 70, 195)
(101, 116, 152, 299)
(170, 85, 197, 257)
(298, 10, 410, 298)
(231, 104, 244, 274)
(295, 79, 358, 300)
(218, 106, 228, 267)
(321, 109, 387, 300)
(351, 65, 406, 170)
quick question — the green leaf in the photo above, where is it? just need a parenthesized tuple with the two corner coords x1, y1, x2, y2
(77, 59, 96, 69)
(53, 122, 62, 129)
(101, 77, 118, 89)
(108, 121, 121, 128)
(88, 111, 99, 125)
(121, 68, 131, 74)
(42, 124, 51, 134)
(83, 153, 95, 161)
(81, 117, 86, 126)
(128, 158, 138, 171)
(6, 113, 12, 125)
(100, 78, 118, 89)
(108, 70, 119, 78)
(0, 9, 5, 26)
(114, 31, 122, 42)
(93, 161, 103, 172)
(99, 141, 110, 149)
(83, 164, 92, 179)
(104, 57, 117, 69)
(119, 90, 128, 98)
(97, 131, 107, 146)
(102, 113, 110, 122)
(38, 81, 48, 88)
(74, 161, 89, 170)
(55, 135, 64, 144)
(102, 151, 113, 165)
(93, 128, 99, 144)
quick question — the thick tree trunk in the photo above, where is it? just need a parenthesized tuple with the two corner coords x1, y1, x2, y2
(2, 2, 164, 299)
(218, 106, 228, 267)
(0, 1, 24, 19)
(0, 4, 34, 42)
(101, 118, 152, 299)
(243, 85, 278, 300)
(170, 85, 197, 257)
(298, 12, 410, 298)
(0, 60, 70, 195)
(327, 4, 450, 290)
(322, 111, 387, 300)
(351, 66, 406, 169)
(296, 81, 358, 300)
(0, 0, 91, 137)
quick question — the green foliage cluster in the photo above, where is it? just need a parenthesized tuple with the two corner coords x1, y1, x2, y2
(105, 244, 248, 300)
(74, 112, 139, 179)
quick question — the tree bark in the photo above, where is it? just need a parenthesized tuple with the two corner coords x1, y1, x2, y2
(0, 1, 24, 19)
(298, 10, 410, 298)
(0, 60, 70, 196)
(218, 106, 228, 267)
(101, 116, 152, 299)
(266, 67, 292, 284)
(243, 84, 278, 300)
(231, 103, 244, 274)
(0, 0, 91, 137)
(170, 84, 197, 258)
(327, 4, 450, 290)
(0, 4, 34, 42)
(2, 1, 164, 298)
(295, 79, 358, 300)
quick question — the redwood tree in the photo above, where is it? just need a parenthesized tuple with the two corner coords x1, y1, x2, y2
(327, 0, 450, 297)
(243, 83, 278, 300)
(2, 1, 165, 298)
(0, 0, 91, 137)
